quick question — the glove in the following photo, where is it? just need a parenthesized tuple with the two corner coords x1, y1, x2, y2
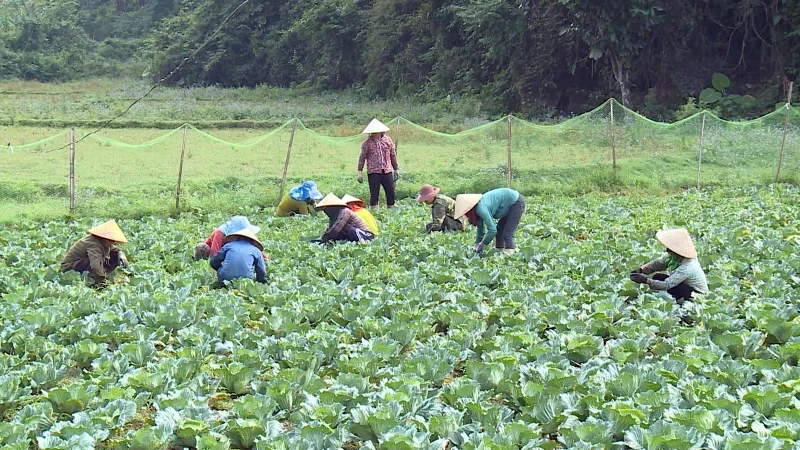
(393, 169, 400, 182)
(630, 267, 643, 274)
(474, 242, 484, 254)
(629, 273, 648, 284)
(357, 174, 363, 184)
(119, 251, 129, 268)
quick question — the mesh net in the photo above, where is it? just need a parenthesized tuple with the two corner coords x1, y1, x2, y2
(0, 99, 798, 221)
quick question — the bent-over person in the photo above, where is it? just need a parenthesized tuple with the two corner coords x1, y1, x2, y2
(416, 184, 466, 233)
(61, 220, 129, 287)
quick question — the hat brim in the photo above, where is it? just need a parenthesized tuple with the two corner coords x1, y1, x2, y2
(416, 187, 440, 203)
(225, 229, 264, 251)
(454, 194, 483, 219)
(656, 228, 697, 259)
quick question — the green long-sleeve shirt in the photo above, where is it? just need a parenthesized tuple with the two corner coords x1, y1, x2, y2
(474, 188, 520, 245)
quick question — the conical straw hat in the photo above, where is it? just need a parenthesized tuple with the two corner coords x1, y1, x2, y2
(225, 228, 263, 251)
(316, 193, 348, 208)
(656, 228, 697, 259)
(88, 220, 128, 243)
(341, 194, 365, 208)
(454, 194, 483, 219)
(362, 118, 390, 134)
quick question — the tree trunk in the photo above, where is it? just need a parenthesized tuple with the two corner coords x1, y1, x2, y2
(116, 0, 125, 14)
(609, 51, 631, 108)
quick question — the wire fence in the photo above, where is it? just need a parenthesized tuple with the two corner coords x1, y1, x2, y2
(1, 98, 798, 222)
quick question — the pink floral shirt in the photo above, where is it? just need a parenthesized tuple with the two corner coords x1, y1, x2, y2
(358, 134, 398, 174)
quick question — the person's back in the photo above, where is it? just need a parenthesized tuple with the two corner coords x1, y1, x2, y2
(353, 208, 379, 235)
(210, 239, 267, 283)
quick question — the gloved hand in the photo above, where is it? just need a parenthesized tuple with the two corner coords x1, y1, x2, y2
(310, 238, 322, 244)
(629, 273, 648, 284)
(357, 173, 363, 184)
(630, 266, 643, 274)
(393, 169, 400, 182)
(474, 242, 485, 254)
(119, 251, 128, 268)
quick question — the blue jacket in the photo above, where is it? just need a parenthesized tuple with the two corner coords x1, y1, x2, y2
(475, 188, 520, 244)
(209, 240, 267, 283)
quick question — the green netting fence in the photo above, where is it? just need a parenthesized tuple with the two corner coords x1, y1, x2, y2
(1, 99, 798, 222)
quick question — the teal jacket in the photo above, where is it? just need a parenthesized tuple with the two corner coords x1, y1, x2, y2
(475, 188, 520, 244)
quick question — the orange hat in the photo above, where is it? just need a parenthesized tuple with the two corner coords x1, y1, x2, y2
(88, 220, 127, 243)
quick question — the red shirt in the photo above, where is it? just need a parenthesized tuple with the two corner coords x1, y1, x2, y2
(358, 134, 398, 174)
(205, 229, 226, 256)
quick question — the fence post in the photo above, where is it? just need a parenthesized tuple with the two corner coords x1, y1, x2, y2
(69, 128, 75, 215)
(776, 81, 794, 183)
(506, 115, 513, 188)
(697, 112, 706, 189)
(278, 118, 298, 205)
(395, 117, 401, 152)
(175, 124, 188, 213)
(610, 99, 617, 175)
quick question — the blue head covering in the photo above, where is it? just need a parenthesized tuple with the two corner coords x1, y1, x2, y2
(289, 181, 323, 202)
(219, 216, 261, 236)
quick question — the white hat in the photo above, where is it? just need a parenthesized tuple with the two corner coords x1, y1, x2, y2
(454, 194, 483, 219)
(362, 119, 390, 134)
(316, 193, 348, 208)
(656, 228, 697, 259)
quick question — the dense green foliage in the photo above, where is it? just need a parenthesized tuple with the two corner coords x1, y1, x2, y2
(2, 186, 800, 448)
(1, 0, 798, 117)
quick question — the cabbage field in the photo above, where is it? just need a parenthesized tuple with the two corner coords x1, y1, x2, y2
(1, 185, 799, 450)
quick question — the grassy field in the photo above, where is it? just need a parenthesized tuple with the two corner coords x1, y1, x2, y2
(1, 79, 799, 222)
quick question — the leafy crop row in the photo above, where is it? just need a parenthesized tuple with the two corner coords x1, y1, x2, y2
(1, 186, 799, 449)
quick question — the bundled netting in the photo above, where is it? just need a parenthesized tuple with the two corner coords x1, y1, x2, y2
(0, 99, 797, 221)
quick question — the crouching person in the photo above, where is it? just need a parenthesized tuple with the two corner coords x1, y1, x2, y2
(61, 220, 129, 288)
(195, 216, 261, 260)
(210, 229, 267, 285)
(315, 193, 374, 243)
(629, 228, 709, 304)
(416, 184, 466, 233)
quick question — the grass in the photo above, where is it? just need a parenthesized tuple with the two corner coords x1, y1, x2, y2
(1, 79, 798, 222)
(0, 78, 490, 133)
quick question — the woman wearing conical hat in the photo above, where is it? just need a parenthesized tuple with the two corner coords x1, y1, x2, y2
(276, 180, 324, 217)
(194, 216, 261, 260)
(629, 228, 709, 303)
(357, 119, 400, 209)
(342, 194, 379, 236)
(209, 228, 267, 284)
(61, 220, 129, 287)
(314, 193, 374, 243)
(454, 188, 526, 255)
(416, 184, 467, 233)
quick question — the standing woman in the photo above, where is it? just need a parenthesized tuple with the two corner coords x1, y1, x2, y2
(454, 188, 526, 255)
(357, 119, 399, 208)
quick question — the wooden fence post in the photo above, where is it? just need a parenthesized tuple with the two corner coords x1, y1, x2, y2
(610, 99, 617, 175)
(697, 112, 706, 189)
(69, 128, 75, 215)
(776, 82, 794, 183)
(175, 124, 188, 213)
(278, 118, 298, 205)
(506, 115, 512, 188)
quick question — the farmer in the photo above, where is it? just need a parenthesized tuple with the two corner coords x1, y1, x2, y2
(629, 228, 709, 303)
(416, 184, 467, 233)
(454, 188, 526, 255)
(314, 193, 374, 243)
(210, 229, 267, 284)
(342, 194, 379, 236)
(276, 180, 324, 217)
(357, 119, 399, 208)
(194, 216, 260, 260)
(61, 220, 129, 287)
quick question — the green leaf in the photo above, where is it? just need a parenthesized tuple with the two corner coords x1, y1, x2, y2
(699, 88, 722, 104)
(712, 73, 731, 91)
